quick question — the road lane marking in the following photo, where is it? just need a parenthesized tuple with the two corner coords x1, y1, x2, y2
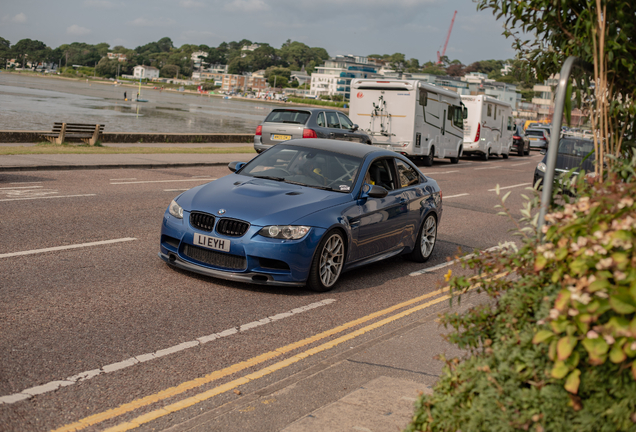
(443, 193, 469, 199)
(488, 182, 532, 192)
(110, 178, 216, 185)
(52, 275, 506, 432)
(510, 162, 531, 166)
(9, 181, 42, 184)
(0, 238, 137, 259)
(74, 274, 505, 432)
(0, 194, 96, 202)
(422, 170, 459, 175)
(110, 178, 137, 181)
(0, 299, 336, 406)
(474, 166, 502, 170)
(0, 185, 43, 190)
(410, 242, 518, 276)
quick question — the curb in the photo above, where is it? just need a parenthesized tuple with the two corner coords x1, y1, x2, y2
(0, 162, 231, 173)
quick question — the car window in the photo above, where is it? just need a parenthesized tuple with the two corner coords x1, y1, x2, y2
(264, 109, 311, 124)
(365, 159, 395, 191)
(326, 112, 341, 129)
(316, 112, 326, 127)
(337, 112, 354, 130)
(526, 130, 545, 137)
(241, 145, 362, 192)
(558, 139, 594, 156)
(395, 159, 420, 188)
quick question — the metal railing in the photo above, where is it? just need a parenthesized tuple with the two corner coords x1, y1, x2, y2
(537, 56, 593, 238)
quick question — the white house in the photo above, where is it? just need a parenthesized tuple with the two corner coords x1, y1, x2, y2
(133, 65, 160, 79)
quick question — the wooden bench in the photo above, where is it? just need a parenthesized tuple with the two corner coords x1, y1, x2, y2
(42, 123, 105, 145)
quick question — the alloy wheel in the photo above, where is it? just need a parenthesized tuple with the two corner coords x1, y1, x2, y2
(420, 216, 437, 258)
(319, 233, 344, 287)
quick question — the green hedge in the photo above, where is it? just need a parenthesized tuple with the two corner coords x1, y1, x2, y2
(407, 160, 636, 432)
(287, 97, 346, 108)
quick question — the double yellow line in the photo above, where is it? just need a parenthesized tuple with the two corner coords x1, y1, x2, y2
(54, 276, 500, 432)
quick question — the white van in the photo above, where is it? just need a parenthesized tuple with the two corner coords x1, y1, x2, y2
(460, 95, 514, 160)
(349, 79, 465, 166)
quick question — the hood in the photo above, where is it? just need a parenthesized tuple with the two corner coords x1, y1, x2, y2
(176, 174, 351, 226)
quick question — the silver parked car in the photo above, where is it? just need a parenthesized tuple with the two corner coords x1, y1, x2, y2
(525, 128, 550, 150)
(254, 107, 372, 153)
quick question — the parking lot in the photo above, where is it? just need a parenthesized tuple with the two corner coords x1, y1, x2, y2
(0, 152, 543, 431)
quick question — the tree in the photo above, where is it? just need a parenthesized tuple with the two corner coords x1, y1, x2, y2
(160, 64, 180, 78)
(446, 63, 465, 77)
(0, 37, 11, 68)
(95, 57, 119, 78)
(476, 0, 636, 175)
(12, 39, 49, 67)
(227, 57, 249, 75)
(268, 75, 288, 88)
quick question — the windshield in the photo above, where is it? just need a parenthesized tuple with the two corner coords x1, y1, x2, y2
(264, 109, 311, 124)
(558, 139, 594, 157)
(526, 130, 546, 137)
(239, 145, 362, 192)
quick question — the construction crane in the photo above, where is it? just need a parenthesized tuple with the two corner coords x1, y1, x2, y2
(436, 10, 457, 64)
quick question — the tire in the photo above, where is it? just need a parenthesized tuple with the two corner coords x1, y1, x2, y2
(423, 146, 434, 167)
(482, 148, 490, 161)
(408, 214, 437, 263)
(518, 146, 523, 157)
(525, 143, 531, 156)
(306, 230, 345, 292)
(449, 157, 459, 164)
(502, 152, 509, 159)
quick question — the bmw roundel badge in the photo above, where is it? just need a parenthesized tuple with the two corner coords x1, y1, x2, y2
(218, 209, 226, 215)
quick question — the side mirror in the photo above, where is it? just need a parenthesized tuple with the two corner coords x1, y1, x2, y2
(351, 124, 359, 132)
(228, 161, 246, 172)
(361, 184, 388, 199)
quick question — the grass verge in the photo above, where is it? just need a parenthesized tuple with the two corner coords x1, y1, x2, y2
(0, 143, 257, 155)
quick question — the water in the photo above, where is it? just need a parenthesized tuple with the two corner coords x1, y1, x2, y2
(0, 73, 276, 133)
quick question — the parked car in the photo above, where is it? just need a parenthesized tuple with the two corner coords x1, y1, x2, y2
(525, 128, 550, 150)
(160, 139, 442, 292)
(533, 137, 595, 187)
(511, 125, 530, 156)
(254, 108, 372, 153)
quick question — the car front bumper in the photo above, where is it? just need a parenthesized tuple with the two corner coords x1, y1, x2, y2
(160, 211, 327, 286)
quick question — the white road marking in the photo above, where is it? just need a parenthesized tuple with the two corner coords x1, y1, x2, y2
(443, 193, 469, 199)
(0, 185, 43, 190)
(423, 170, 459, 175)
(474, 166, 502, 170)
(110, 178, 216, 185)
(488, 182, 532, 192)
(0, 299, 337, 405)
(8, 181, 42, 184)
(0, 194, 96, 202)
(164, 188, 190, 192)
(0, 238, 137, 259)
(109, 178, 137, 181)
(410, 242, 517, 276)
(510, 161, 531, 166)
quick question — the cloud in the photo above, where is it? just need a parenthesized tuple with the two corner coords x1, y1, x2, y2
(84, 0, 115, 8)
(12, 13, 27, 23)
(180, 0, 205, 7)
(223, 0, 269, 13)
(67, 24, 92, 36)
(129, 17, 175, 27)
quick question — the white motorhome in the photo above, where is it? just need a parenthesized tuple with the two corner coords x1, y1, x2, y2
(349, 79, 465, 166)
(460, 95, 514, 160)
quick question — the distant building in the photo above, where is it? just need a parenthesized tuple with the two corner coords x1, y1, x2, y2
(310, 55, 380, 99)
(191, 51, 208, 70)
(221, 74, 267, 92)
(241, 44, 261, 52)
(107, 53, 127, 62)
(290, 66, 310, 86)
(133, 65, 160, 79)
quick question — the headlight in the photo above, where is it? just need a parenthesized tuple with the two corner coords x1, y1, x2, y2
(259, 225, 310, 240)
(168, 199, 184, 219)
(537, 162, 547, 173)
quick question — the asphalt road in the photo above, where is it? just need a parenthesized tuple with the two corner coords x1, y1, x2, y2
(0, 152, 543, 431)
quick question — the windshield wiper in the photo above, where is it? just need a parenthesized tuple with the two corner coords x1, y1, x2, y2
(253, 175, 285, 181)
(283, 179, 335, 191)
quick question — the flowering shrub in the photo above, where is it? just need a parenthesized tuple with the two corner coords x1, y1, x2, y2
(407, 163, 636, 432)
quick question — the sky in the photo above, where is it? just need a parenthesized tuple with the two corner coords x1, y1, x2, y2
(1, 0, 519, 65)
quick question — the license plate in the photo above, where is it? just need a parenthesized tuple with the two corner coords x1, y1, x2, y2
(272, 134, 291, 140)
(529, 137, 538, 141)
(193, 233, 230, 252)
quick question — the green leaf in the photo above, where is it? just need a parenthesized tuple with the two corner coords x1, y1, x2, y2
(609, 340, 627, 363)
(533, 329, 555, 344)
(535, 254, 547, 271)
(555, 290, 571, 312)
(551, 318, 569, 334)
(557, 335, 577, 360)
(582, 337, 609, 365)
(551, 360, 569, 379)
(609, 294, 636, 314)
(564, 368, 581, 394)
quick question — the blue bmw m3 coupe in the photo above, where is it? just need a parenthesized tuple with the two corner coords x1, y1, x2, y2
(159, 139, 442, 291)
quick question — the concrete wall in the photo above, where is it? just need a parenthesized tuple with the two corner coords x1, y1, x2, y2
(0, 131, 253, 144)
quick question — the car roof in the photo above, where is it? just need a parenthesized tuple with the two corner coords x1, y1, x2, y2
(279, 139, 389, 158)
(270, 107, 341, 113)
